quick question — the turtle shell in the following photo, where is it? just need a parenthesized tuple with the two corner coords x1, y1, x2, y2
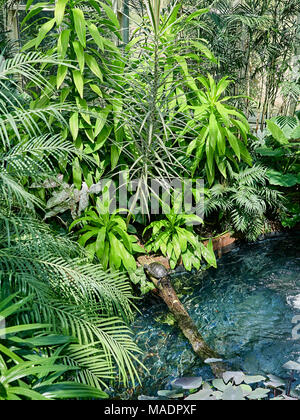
(145, 262, 168, 279)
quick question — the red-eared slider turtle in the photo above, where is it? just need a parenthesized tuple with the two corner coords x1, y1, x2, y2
(144, 262, 169, 282)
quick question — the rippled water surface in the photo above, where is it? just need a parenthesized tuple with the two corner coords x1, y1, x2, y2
(131, 235, 300, 395)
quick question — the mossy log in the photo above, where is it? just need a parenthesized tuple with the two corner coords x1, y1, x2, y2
(138, 257, 226, 378)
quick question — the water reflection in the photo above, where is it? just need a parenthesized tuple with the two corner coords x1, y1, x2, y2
(132, 235, 300, 394)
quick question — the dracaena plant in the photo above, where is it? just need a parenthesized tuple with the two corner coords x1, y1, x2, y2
(23, 0, 122, 188)
(143, 196, 217, 271)
(92, 2, 220, 216)
(184, 75, 252, 184)
(70, 199, 145, 272)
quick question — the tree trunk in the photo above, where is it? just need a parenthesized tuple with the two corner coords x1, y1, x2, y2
(139, 258, 226, 377)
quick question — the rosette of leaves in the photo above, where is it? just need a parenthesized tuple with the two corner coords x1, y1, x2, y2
(70, 201, 145, 271)
(143, 204, 216, 271)
(184, 75, 252, 184)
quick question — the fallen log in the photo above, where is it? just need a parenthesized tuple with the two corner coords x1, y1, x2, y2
(138, 256, 226, 378)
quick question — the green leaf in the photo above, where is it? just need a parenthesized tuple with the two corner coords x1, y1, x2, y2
(87, 23, 104, 52)
(100, 2, 120, 29)
(96, 227, 106, 256)
(73, 8, 86, 48)
(35, 18, 56, 48)
(192, 41, 217, 64)
(72, 157, 82, 190)
(111, 145, 121, 170)
(226, 129, 241, 160)
(85, 54, 103, 80)
(57, 65, 68, 89)
(57, 29, 70, 58)
(69, 112, 79, 141)
(72, 70, 84, 98)
(73, 41, 85, 73)
(90, 84, 103, 97)
(266, 170, 299, 187)
(200, 240, 217, 268)
(55, 0, 68, 26)
(266, 120, 289, 145)
(291, 125, 300, 140)
(35, 382, 108, 400)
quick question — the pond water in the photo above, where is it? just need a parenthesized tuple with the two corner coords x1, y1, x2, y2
(131, 235, 300, 396)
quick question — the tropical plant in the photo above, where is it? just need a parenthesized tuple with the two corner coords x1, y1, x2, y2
(143, 201, 217, 270)
(254, 116, 300, 188)
(182, 0, 300, 124)
(0, 294, 109, 400)
(23, 0, 123, 188)
(70, 199, 145, 271)
(205, 164, 284, 241)
(185, 74, 252, 183)
(0, 50, 143, 389)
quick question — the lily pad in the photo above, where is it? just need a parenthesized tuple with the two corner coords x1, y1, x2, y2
(283, 361, 300, 371)
(185, 389, 215, 400)
(172, 377, 203, 390)
(244, 375, 266, 384)
(212, 379, 232, 392)
(248, 388, 270, 400)
(157, 389, 183, 398)
(223, 371, 245, 385)
(222, 385, 245, 401)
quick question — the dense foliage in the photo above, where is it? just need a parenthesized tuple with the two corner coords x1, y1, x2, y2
(0, 0, 299, 400)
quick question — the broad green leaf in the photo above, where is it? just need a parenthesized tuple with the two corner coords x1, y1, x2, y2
(55, 0, 68, 26)
(266, 120, 289, 145)
(36, 382, 108, 400)
(72, 157, 82, 190)
(72, 70, 84, 98)
(266, 170, 299, 187)
(192, 41, 217, 64)
(35, 18, 56, 48)
(73, 41, 85, 73)
(100, 2, 120, 29)
(95, 227, 106, 256)
(87, 23, 104, 51)
(90, 84, 103, 97)
(57, 29, 70, 58)
(73, 8, 86, 47)
(85, 54, 103, 80)
(111, 145, 121, 170)
(226, 129, 241, 160)
(69, 112, 79, 141)
(57, 65, 68, 89)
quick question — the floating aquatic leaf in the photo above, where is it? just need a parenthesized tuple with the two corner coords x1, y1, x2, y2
(185, 389, 214, 400)
(222, 385, 244, 400)
(172, 377, 203, 390)
(223, 371, 245, 385)
(244, 375, 266, 384)
(283, 361, 300, 371)
(248, 388, 270, 400)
